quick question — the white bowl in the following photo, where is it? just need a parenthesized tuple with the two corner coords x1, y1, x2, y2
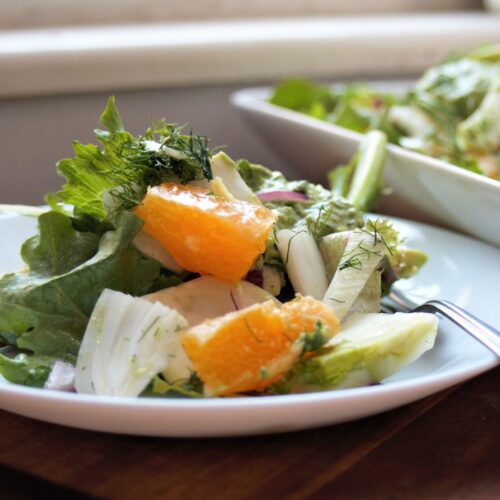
(484, 0, 500, 13)
(231, 87, 500, 248)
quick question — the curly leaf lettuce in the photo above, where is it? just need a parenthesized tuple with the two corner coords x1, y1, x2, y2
(54, 96, 213, 224)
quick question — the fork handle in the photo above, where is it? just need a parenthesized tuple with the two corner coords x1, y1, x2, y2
(414, 300, 500, 359)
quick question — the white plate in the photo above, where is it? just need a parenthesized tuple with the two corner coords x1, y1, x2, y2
(0, 213, 498, 437)
(231, 87, 500, 248)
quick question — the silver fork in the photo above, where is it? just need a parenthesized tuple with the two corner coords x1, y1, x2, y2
(381, 289, 500, 359)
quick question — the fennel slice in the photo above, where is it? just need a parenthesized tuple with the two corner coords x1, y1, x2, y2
(144, 276, 279, 326)
(278, 311, 438, 393)
(323, 230, 386, 321)
(74, 290, 132, 394)
(210, 152, 261, 204)
(276, 228, 328, 300)
(133, 230, 184, 274)
(75, 289, 189, 397)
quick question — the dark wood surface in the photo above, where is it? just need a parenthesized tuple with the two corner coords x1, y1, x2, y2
(0, 366, 498, 500)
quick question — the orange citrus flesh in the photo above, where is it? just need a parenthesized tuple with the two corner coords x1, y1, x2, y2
(182, 297, 340, 396)
(281, 296, 340, 342)
(134, 183, 276, 283)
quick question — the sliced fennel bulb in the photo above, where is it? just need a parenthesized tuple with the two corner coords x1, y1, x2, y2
(323, 229, 386, 321)
(210, 152, 261, 204)
(189, 152, 260, 204)
(319, 231, 351, 279)
(275, 228, 328, 300)
(262, 265, 283, 296)
(275, 312, 438, 393)
(133, 230, 184, 274)
(144, 276, 279, 326)
(319, 231, 381, 316)
(75, 289, 189, 397)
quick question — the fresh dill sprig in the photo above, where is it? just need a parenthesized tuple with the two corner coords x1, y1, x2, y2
(138, 316, 161, 342)
(110, 122, 213, 210)
(339, 243, 383, 271)
(143, 121, 213, 181)
(283, 228, 309, 267)
(363, 219, 401, 256)
(299, 321, 330, 355)
(339, 221, 396, 272)
(244, 317, 263, 343)
(312, 204, 325, 237)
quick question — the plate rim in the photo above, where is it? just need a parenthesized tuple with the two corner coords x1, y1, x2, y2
(0, 212, 498, 435)
(0, 353, 497, 410)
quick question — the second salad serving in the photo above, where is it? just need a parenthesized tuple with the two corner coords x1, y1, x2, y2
(270, 46, 500, 181)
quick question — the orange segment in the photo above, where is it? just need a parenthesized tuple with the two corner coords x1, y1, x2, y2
(182, 297, 340, 396)
(134, 183, 276, 283)
(281, 296, 340, 341)
(182, 301, 286, 396)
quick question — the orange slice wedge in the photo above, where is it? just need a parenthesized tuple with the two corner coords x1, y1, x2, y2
(134, 183, 276, 283)
(182, 297, 339, 396)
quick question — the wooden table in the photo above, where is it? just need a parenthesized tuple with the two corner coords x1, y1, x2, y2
(1, 366, 498, 499)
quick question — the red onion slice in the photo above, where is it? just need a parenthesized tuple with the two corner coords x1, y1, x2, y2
(257, 190, 309, 203)
(45, 361, 76, 392)
(245, 269, 264, 288)
(229, 289, 240, 311)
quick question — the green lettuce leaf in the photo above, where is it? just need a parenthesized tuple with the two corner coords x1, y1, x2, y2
(141, 373, 204, 399)
(21, 211, 100, 275)
(0, 351, 52, 387)
(270, 79, 334, 113)
(0, 210, 161, 363)
(270, 80, 401, 142)
(99, 94, 125, 132)
(413, 58, 497, 120)
(56, 134, 138, 222)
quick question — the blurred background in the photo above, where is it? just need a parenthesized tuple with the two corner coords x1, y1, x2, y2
(1, 0, 499, 204)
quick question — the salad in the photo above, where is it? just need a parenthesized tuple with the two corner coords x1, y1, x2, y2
(0, 98, 437, 398)
(270, 45, 500, 180)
